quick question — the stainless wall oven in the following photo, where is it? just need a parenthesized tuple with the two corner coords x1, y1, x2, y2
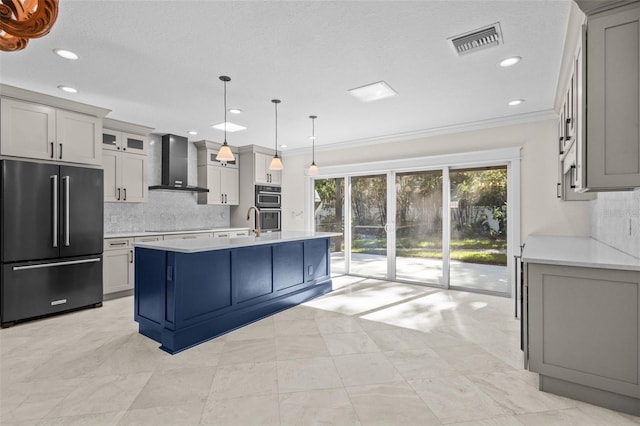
(255, 185, 281, 208)
(259, 209, 281, 232)
(255, 185, 281, 231)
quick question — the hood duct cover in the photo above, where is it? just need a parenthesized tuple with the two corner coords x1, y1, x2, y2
(148, 134, 209, 193)
(449, 22, 502, 56)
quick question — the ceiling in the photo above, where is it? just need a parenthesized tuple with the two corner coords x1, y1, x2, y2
(0, 0, 571, 153)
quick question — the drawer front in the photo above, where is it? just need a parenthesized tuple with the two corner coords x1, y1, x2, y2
(104, 238, 133, 251)
(163, 232, 213, 240)
(2, 256, 102, 324)
(134, 235, 162, 243)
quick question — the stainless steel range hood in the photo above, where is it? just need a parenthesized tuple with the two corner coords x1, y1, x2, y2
(148, 134, 209, 193)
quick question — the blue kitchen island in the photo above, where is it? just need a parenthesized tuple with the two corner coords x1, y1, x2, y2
(133, 231, 338, 353)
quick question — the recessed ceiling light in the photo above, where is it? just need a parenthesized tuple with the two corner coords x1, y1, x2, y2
(309, 136, 317, 140)
(187, 131, 198, 135)
(348, 81, 398, 102)
(211, 121, 247, 132)
(280, 144, 288, 149)
(53, 48, 78, 60)
(500, 56, 521, 67)
(508, 99, 524, 106)
(57, 85, 78, 93)
(228, 108, 242, 114)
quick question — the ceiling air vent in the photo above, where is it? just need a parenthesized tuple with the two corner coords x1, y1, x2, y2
(449, 22, 503, 56)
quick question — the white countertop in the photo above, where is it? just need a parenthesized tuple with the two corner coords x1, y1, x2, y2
(104, 227, 250, 239)
(134, 231, 342, 253)
(522, 235, 640, 271)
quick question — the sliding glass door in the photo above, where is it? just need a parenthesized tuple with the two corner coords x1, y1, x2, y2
(350, 174, 387, 279)
(313, 177, 345, 275)
(311, 163, 510, 296)
(394, 170, 444, 286)
(449, 167, 508, 293)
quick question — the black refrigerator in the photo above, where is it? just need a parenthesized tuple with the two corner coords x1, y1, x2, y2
(1, 160, 104, 327)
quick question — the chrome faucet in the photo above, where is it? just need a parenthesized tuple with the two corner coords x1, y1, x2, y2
(246, 206, 261, 237)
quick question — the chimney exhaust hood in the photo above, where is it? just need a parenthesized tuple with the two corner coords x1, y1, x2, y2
(148, 134, 209, 193)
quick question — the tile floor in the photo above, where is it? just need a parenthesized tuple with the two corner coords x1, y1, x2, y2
(1, 275, 639, 425)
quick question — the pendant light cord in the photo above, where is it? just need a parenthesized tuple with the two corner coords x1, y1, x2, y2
(312, 117, 315, 163)
(223, 79, 227, 144)
(274, 100, 279, 157)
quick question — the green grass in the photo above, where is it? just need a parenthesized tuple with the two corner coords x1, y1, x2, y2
(396, 238, 506, 250)
(344, 237, 508, 266)
(396, 250, 507, 266)
(350, 247, 507, 266)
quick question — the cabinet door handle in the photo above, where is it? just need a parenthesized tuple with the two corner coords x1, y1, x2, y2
(117, 188, 121, 201)
(129, 250, 133, 264)
(570, 165, 577, 189)
(123, 188, 127, 201)
(50, 141, 54, 158)
(558, 137, 564, 154)
(59, 143, 63, 159)
(109, 241, 127, 246)
(556, 182, 561, 199)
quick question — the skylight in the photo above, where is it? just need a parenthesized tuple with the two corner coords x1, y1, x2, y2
(348, 81, 398, 102)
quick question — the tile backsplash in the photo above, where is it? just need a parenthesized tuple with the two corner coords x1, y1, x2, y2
(591, 189, 640, 258)
(104, 134, 230, 234)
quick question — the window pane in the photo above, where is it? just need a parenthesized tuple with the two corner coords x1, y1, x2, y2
(314, 178, 345, 275)
(395, 170, 444, 285)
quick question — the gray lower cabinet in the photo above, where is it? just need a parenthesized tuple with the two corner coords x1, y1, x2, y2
(526, 263, 640, 415)
(103, 238, 134, 295)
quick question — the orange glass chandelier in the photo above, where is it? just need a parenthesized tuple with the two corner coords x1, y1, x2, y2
(0, 0, 59, 52)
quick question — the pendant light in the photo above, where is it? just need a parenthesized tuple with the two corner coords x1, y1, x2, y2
(269, 99, 284, 171)
(216, 76, 236, 162)
(308, 115, 318, 176)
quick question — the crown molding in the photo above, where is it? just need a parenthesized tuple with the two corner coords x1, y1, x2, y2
(283, 109, 556, 156)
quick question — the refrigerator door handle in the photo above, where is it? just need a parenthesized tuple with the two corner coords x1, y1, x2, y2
(12, 257, 101, 271)
(51, 175, 58, 248)
(63, 176, 70, 247)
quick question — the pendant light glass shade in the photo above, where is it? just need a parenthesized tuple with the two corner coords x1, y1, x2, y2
(216, 76, 236, 162)
(308, 115, 318, 176)
(269, 99, 283, 171)
(216, 144, 235, 162)
(269, 155, 284, 171)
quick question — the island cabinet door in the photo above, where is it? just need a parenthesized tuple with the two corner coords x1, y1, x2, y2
(135, 248, 168, 329)
(304, 238, 330, 282)
(273, 242, 305, 292)
(232, 245, 273, 304)
(170, 250, 232, 329)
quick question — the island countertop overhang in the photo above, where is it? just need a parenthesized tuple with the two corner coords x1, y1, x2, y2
(133, 231, 341, 253)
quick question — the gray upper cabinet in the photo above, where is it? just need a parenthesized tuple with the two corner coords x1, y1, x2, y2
(557, 23, 596, 201)
(579, 3, 640, 191)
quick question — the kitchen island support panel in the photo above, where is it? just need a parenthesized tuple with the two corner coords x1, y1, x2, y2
(134, 237, 332, 353)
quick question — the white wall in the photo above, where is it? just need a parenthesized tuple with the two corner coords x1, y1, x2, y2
(280, 118, 591, 242)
